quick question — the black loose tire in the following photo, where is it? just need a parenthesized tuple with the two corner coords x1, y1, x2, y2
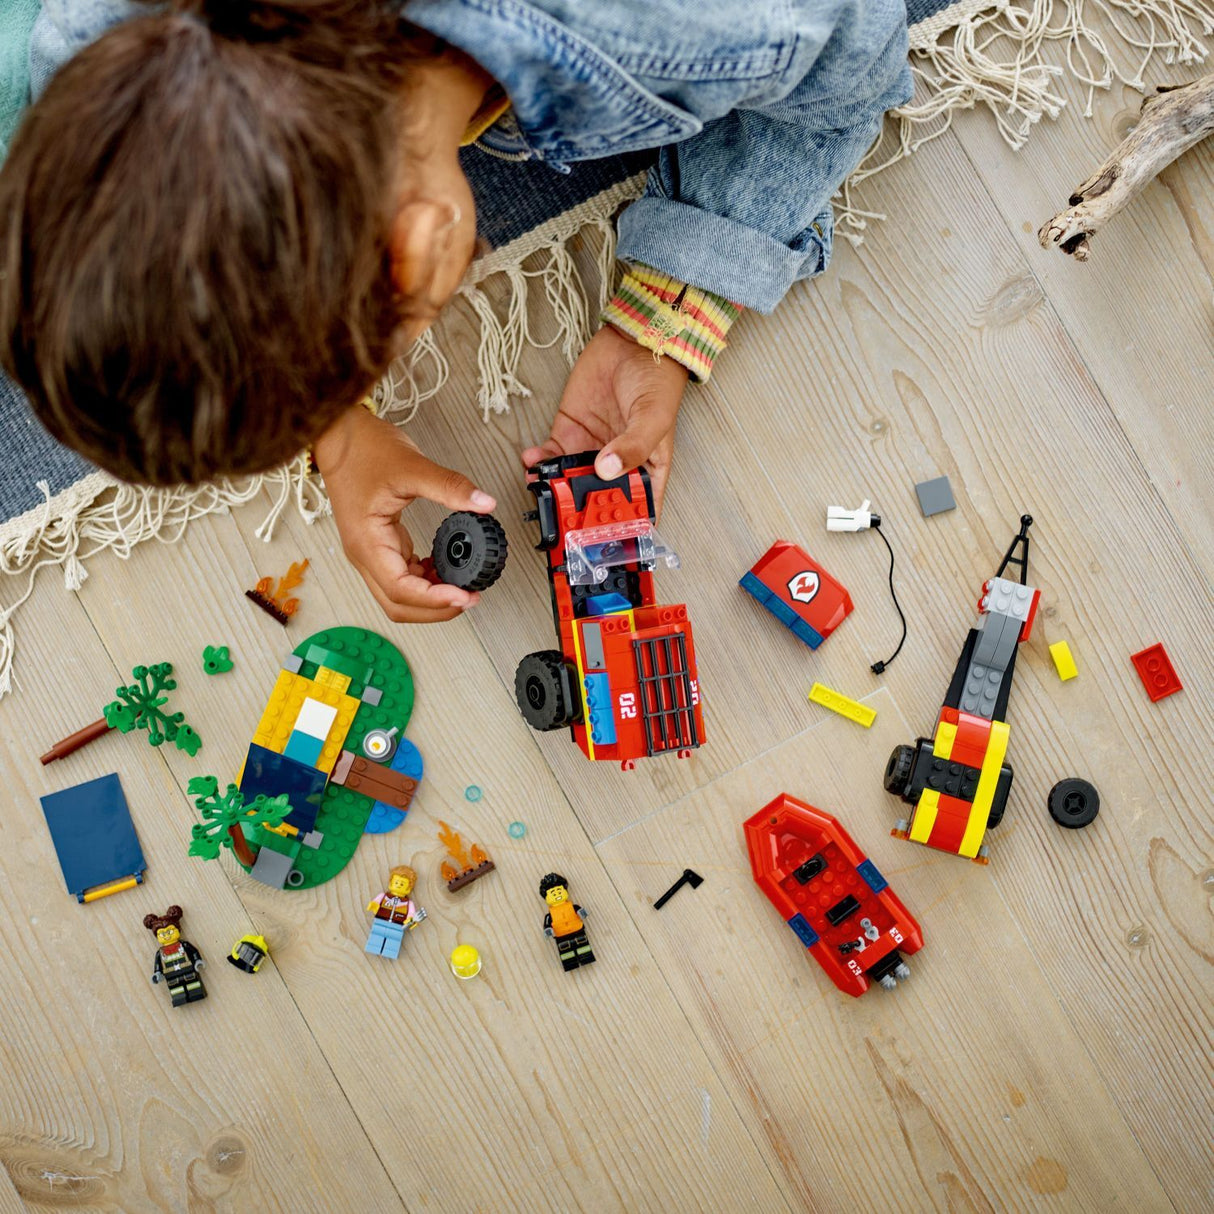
(883, 745, 916, 797)
(431, 512, 508, 591)
(1047, 778, 1101, 829)
(515, 651, 577, 731)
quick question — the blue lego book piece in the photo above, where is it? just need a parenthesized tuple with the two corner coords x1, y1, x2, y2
(40, 773, 146, 902)
(739, 572, 823, 649)
(282, 730, 325, 767)
(364, 737, 424, 834)
(239, 743, 327, 834)
(787, 913, 819, 948)
(856, 859, 888, 894)
(582, 671, 617, 745)
(585, 592, 632, 617)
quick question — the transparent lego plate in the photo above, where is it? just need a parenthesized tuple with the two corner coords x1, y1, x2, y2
(564, 519, 680, 586)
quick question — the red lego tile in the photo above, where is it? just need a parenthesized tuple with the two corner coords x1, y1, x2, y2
(1130, 643, 1182, 702)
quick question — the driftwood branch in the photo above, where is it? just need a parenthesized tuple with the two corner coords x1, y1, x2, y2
(1039, 73, 1214, 260)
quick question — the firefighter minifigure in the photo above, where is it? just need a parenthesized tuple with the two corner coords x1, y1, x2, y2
(228, 933, 269, 974)
(365, 864, 427, 959)
(539, 873, 595, 971)
(143, 906, 207, 1007)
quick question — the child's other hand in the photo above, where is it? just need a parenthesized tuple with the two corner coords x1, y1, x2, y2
(314, 407, 496, 623)
(521, 326, 688, 516)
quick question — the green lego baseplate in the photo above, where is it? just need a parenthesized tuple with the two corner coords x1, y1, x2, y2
(241, 627, 416, 890)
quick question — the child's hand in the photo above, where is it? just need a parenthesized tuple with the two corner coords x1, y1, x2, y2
(314, 407, 497, 623)
(521, 326, 688, 516)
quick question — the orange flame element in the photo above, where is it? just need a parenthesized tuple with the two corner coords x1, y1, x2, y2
(439, 819, 487, 880)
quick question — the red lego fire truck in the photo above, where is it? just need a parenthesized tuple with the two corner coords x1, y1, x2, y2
(514, 452, 705, 769)
(885, 516, 1041, 862)
(744, 793, 923, 996)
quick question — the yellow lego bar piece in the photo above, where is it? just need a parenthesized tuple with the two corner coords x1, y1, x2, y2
(908, 788, 941, 844)
(959, 720, 1010, 858)
(808, 683, 877, 728)
(1049, 640, 1078, 681)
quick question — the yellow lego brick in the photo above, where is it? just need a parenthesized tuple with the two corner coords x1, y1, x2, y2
(808, 682, 877, 728)
(1049, 640, 1078, 681)
(251, 670, 315, 755)
(909, 789, 941, 844)
(959, 720, 1011, 858)
(315, 692, 359, 773)
(314, 666, 352, 694)
(933, 719, 957, 761)
(250, 670, 359, 772)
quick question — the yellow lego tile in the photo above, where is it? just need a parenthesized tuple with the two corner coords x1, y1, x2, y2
(315, 666, 352, 694)
(959, 720, 1011, 857)
(909, 789, 941, 844)
(251, 670, 314, 755)
(1049, 640, 1078, 681)
(808, 682, 876, 728)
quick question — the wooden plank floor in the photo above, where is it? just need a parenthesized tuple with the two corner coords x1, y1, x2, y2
(2, 35, 1211, 1214)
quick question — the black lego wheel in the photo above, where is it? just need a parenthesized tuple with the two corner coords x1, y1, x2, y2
(515, 651, 576, 731)
(1047, 778, 1101, 829)
(431, 512, 508, 591)
(883, 745, 916, 797)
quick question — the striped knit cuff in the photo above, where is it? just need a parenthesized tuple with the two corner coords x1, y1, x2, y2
(601, 264, 742, 383)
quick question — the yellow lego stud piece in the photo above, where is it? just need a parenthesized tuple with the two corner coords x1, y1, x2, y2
(1049, 640, 1078, 681)
(450, 944, 482, 980)
(808, 682, 876, 728)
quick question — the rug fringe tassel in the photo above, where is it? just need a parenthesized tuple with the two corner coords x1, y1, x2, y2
(833, 0, 1211, 242)
(0, 465, 315, 696)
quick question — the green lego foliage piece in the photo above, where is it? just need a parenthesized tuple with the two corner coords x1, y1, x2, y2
(187, 775, 291, 860)
(236, 627, 416, 890)
(104, 662, 202, 754)
(202, 645, 234, 675)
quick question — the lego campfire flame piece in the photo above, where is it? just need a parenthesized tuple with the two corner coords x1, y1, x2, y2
(438, 820, 496, 892)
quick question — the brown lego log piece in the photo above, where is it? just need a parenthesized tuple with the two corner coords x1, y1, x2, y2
(339, 756, 418, 812)
(446, 859, 496, 893)
(245, 589, 290, 625)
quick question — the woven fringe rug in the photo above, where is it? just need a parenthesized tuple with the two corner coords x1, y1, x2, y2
(0, 0, 1209, 696)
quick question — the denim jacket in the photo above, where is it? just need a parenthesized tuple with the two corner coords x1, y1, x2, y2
(407, 0, 912, 311)
(30, 0, 911, 312)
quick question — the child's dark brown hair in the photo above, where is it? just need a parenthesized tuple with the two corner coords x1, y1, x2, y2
(0, 0, 413, 486)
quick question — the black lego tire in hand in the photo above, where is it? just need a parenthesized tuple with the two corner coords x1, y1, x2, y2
(1047, 777, 1101, 829)
(431, 512, 509, 591)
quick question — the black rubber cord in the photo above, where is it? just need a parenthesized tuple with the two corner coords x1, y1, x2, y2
(869, 521, 906, 674)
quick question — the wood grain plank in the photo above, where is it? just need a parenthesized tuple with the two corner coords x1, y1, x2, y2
(1, 533, 406, 1212)
(596, 697, 1178, 1212)
(947, 64, 1214, 579)
(60, 498, 792, 1214)
(702, 123, 1213, 1207)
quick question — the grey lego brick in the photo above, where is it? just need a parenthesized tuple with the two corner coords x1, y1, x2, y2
(360, 685, 383, 706)
(972, 610, 1019, 669)
(249, 847, 296, 890)
(982, 576, 1037, 623)
(282, 653, 303, 674)
(959, 660, 1004, 717)
(914, 476, 956, 517)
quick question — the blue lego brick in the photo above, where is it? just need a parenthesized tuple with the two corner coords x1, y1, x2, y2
(282, 729, 325, 767)
(739, 572, 824, 649)
(583, 671, 617, 745)
(364, 737, 425, 834)
(40, 773, 146, 902)
(787, 913, 819, 948)
(239, 743, 328, 834)
(857, 859, 888, 894)
(585, 592, 632, 617)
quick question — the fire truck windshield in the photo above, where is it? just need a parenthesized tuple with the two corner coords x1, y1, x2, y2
(564, 519, 681, 586)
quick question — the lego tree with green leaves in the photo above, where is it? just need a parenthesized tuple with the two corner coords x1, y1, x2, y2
(187, 776, 292, 868)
